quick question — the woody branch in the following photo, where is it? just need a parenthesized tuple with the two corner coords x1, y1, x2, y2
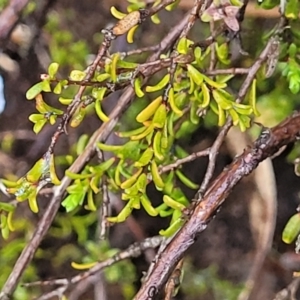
(134, 112, 300, 298)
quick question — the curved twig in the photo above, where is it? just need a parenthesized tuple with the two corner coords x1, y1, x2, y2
(0, 11, 191, 300)
(226, 128, 277, 300)
(0, 0, 29, 45)
(134, 112, 300, 299)
(22, 236, 163, 300)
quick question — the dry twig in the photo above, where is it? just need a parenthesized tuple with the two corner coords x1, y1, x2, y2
(21, 236, 163, 300)
(134, 111, 300, 299)
(0, 9, 192, 300)
(273, 277, 300, 300)
(0, 0, 29, 44)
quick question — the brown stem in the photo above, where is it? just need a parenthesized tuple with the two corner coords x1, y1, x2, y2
(198, 119, 232, 196)
(159, 148, 211, 174)
(197, 17, 286, 197)
(179, 0, 205, 38)
(98, 175, 110, 241)
(206, 68, 249, 75)
(272, 277, 300, 300)
(0, 12, 191, 300)
(149, 0, 177, 15)
(134, 113, 300, 298)
(122, 44, 160, 56)
(164, 258, 184, 300)
(24, 236, 164, 300)
(0, 0, 29, 44)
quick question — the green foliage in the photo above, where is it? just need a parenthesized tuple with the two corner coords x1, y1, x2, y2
(282, 213, 300, 245)
(28, 94, 63, 133)
(258, 0, 280, 10)
(0, 0, 8, 9)
(285, 0, 300, 19)
(4, 0, 300, 237)
(3, 153, 60, 215)
(0, 218, 38, 299)
(281, 56, 300, 94)
(62, 157, 115, 212)
(0, 202, 15, 239)
(1, 0, 300, 298)
(72, 240, 137, 299)
(182, 263, 243, 299)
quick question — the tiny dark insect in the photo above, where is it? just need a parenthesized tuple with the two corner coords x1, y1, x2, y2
(112, 10, 141, 36)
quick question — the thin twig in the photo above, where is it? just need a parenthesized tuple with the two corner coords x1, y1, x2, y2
(45, 0, 178, 153)
(164, 259, 184, 300)
(198, 120, 232, 196)
(237, 18, 286, 103)
(68, 273, 107, 300)
(0, 12, 191, 300)
(179, 0, 207, 39)
(197, 17, 286, 197)
(98, 175, 110, 241)
(58, 47, 249, 93)
(206, 68, 249, 75)
(209, 20, 217, 71)
(179, 0, 297, 18)
(159, 148, 211, 174)
(24, 236, 164, 300)
(149, 0, 177, 15)
(134, 111, 300, 299)
(142, 236, 172, 283)
(95, 146, 110, 241)
(273, 277, 300, 300)
(0, 0, 29, 45)
(122, 45, 160, 57)
(226, 128, 277, 300)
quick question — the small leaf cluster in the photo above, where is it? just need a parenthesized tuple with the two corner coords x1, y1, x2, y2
(4, 4, 260, 238)
(258, 0, 299, 16)
(26, 63, 65, 133)
(1, 0, 284, 241)
(281, 44, 300, 94)
(0, 202, 15, 239)
(164, 37, 258, 132)
(96, 138, 193, 237)
(2, 153, 60, 218)
(63, 157, 115, 212)
(88, 35, 258, 235)
(1, 1, 300, 298)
